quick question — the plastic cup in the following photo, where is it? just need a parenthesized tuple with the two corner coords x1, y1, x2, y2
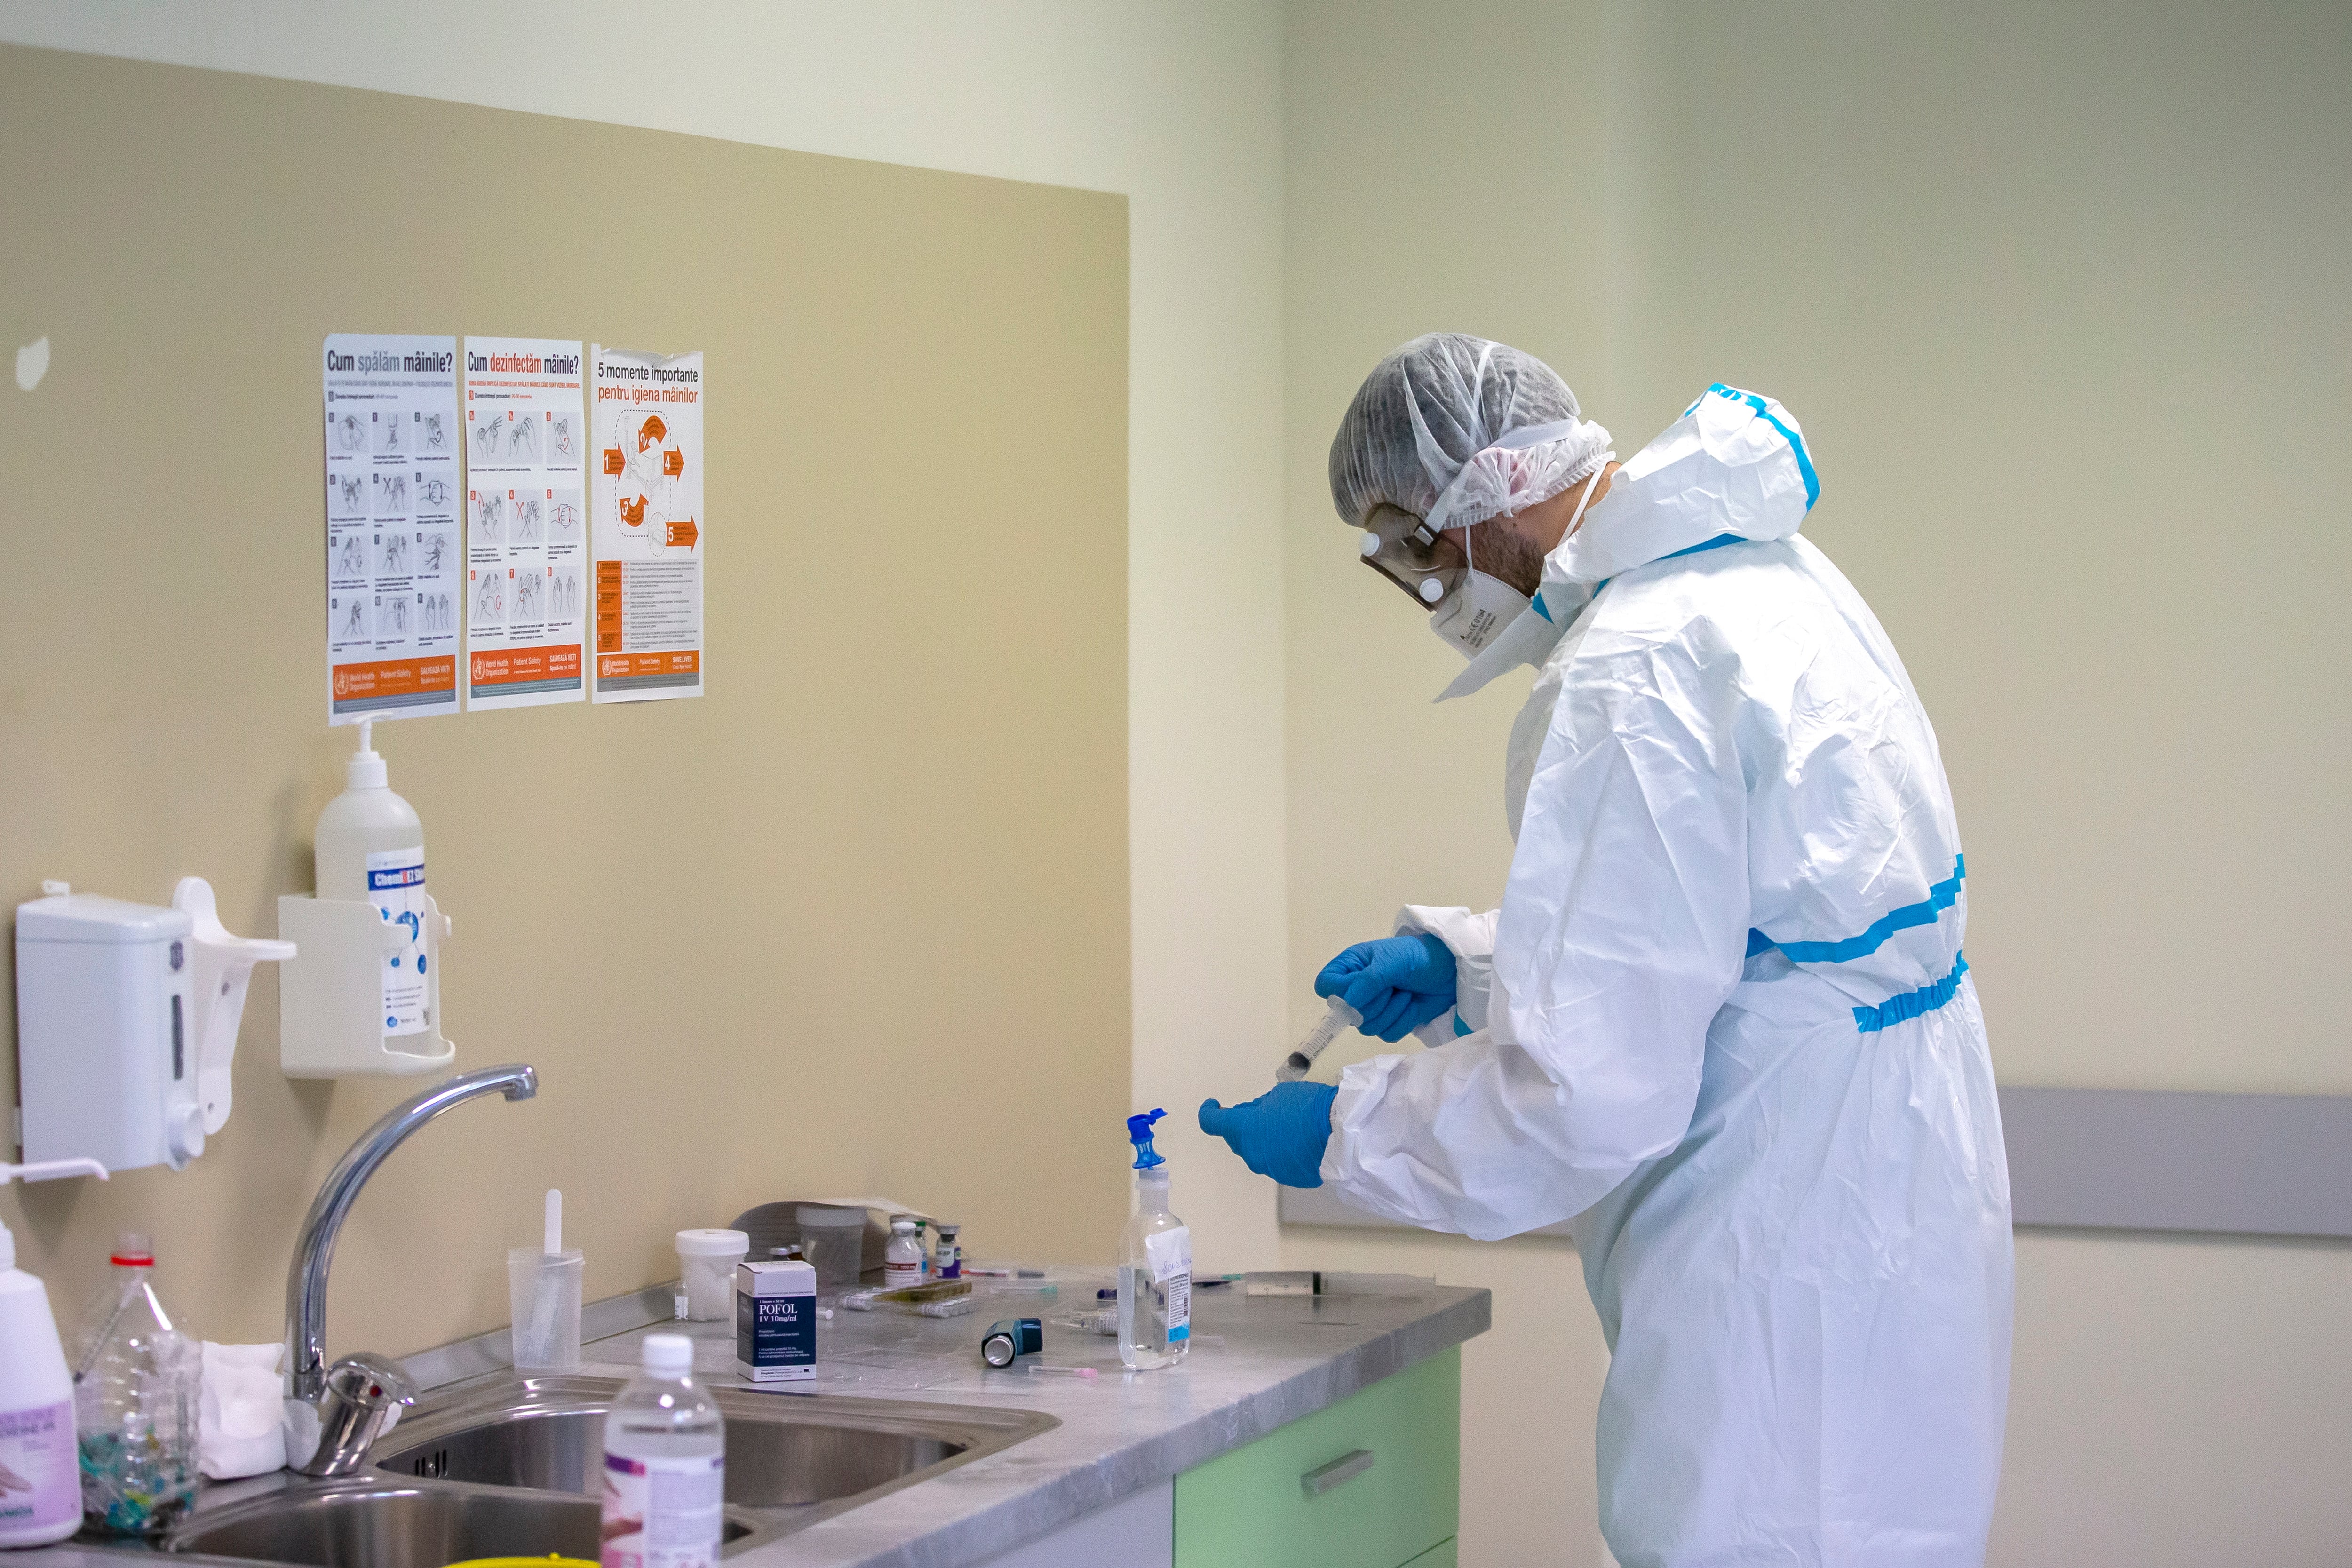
(507, 1248, 584, 1370)
(674, 1229, 749, 1321)
(796, 1205, 866, 1291)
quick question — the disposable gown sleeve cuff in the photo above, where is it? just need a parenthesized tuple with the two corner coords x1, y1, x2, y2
(1395, 905, 1498, 1035)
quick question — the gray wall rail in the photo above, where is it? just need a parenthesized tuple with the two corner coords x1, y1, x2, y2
(1280, 1087, 2352, 1241)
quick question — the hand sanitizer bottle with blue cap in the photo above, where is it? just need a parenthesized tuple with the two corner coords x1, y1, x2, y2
(1117, 1109, 1191, 1371)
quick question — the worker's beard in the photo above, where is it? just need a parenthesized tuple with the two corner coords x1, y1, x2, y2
(1466, 520, 1547, 599)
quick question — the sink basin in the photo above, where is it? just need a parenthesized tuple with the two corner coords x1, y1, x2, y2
(377, 1405, 962, 1506)
(371, 1373, 1049, 1514)
(162, 1370, 1057, 1565)
(170, 1481, 754, 1568)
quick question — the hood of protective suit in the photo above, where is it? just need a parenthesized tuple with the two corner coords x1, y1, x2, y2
(1438, 384, 1820, 702)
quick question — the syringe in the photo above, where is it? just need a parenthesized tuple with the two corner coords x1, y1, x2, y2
(1276, 996, 1362, 1082)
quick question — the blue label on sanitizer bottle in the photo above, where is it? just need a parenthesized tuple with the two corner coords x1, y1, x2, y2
(366, 846, 429, 1036)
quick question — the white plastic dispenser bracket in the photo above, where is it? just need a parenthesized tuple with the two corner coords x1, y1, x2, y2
(277, 894, 454, 1077)
(172, 877, 297, 1142)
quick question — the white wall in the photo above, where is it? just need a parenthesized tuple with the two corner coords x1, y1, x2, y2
(1278, 7, 1616, 1561)
(0, 0, 1294, 1265)
(1282, 3, 2352, 1566)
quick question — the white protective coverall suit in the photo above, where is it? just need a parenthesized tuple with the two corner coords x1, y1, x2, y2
(1323, 385, 2013, 1567)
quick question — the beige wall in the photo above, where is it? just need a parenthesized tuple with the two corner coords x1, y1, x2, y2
(1282, 2, 2352, 1565)
(0, 48, 1133, 1355)
(0, 0, 1296, 1285)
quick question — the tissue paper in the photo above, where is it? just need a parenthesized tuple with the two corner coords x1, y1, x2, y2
(199, 1343, 286, 1480)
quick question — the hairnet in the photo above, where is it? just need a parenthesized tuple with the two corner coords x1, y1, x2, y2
(1328, 334, 1611, 534)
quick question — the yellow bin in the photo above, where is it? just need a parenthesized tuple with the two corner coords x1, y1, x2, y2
(445, 1558, 596, 1568)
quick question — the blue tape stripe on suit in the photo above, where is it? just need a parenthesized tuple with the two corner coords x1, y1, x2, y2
(1748, 855, 1965, 964)
(1852, 953, 1970, 1033)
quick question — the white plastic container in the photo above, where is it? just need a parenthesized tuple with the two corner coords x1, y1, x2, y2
(599, 1335, 724, 1568)
(674, 1229, 748, 1322)
(313, 720, 432, 1040)
(795, 1205, 865, 1292)
(882, 1219, 922, 1290)
(0, 1218, 79, 1548)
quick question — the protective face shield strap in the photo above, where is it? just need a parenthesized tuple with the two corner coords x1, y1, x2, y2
(1359, 506, 1462, 607)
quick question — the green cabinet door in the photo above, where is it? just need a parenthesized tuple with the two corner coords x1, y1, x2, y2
(1174, 1347, 1459, 1568)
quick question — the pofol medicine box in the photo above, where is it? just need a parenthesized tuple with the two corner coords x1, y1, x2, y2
(734, 1259, 818, 1383)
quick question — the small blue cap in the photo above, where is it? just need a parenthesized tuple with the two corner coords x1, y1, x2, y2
(1126, 1108, 1167, 1169)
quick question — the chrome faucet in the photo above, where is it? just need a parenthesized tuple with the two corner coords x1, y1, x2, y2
(284, 1064, 536, 1472)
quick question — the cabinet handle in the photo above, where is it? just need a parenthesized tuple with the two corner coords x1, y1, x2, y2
(1301, 1448, 1375, 1497)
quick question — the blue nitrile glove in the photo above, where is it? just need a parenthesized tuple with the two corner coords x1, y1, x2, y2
(1314, 933, 1457, 1043)
(1198, 1083, 1339, 1189)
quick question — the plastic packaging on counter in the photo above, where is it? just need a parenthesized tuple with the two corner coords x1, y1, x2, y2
(72, 1233, 199, 1537)
(795, 1206, 866, 1292)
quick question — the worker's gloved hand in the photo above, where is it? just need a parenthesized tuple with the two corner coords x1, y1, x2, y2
(1314, 933, 1457, 1043)
(1198, 1084, 1338, 1189)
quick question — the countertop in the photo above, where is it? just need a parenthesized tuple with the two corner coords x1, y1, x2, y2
(31, 1271, 1488, 1568)
(635, 1271, 1489, 1567)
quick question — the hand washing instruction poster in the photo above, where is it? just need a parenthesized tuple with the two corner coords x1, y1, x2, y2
(591, 346, 704, 702)
(462, 336, 588, 708)
(322, 334, 463, 724)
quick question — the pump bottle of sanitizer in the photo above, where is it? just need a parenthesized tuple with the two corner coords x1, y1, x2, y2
(1117, 1110, 1192, 1371)
(313, 720, 432, 1039)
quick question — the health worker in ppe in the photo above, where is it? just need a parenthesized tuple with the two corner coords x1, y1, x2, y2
(1199, 335, 2013, 1567)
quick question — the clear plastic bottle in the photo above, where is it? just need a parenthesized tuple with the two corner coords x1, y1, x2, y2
(71, 1233, 198, 1538)
(1117, 1110, 1191, 1371)
(882, 1220, 922, 1290)
(599, 1335, 725, 1568)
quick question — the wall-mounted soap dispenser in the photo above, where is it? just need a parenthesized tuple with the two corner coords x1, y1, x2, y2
(13, 878, 292, 1174)
(277, 720, 455, 1077)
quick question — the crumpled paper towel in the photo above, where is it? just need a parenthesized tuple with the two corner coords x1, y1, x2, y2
(199, 1342, 287, 1479)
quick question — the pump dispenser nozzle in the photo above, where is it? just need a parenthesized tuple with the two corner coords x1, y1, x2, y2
(1126, 1108, 1167, 1170)
(347, 716, 389, 789)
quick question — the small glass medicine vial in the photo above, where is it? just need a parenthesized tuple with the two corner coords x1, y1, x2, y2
(883, 1219, 922, 1290)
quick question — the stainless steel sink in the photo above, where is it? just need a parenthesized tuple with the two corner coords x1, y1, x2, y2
(373, 1374, 988, 1508)
(170, 1480, 754, 1568)
(162, 1370, 1056, 1565)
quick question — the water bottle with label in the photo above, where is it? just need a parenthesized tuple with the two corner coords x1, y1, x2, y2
(599, 1335, 724, 1568)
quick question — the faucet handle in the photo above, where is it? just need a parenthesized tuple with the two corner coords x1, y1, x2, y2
(324, 1352, 418, 1410)
(289, 1352, 419, 1477)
